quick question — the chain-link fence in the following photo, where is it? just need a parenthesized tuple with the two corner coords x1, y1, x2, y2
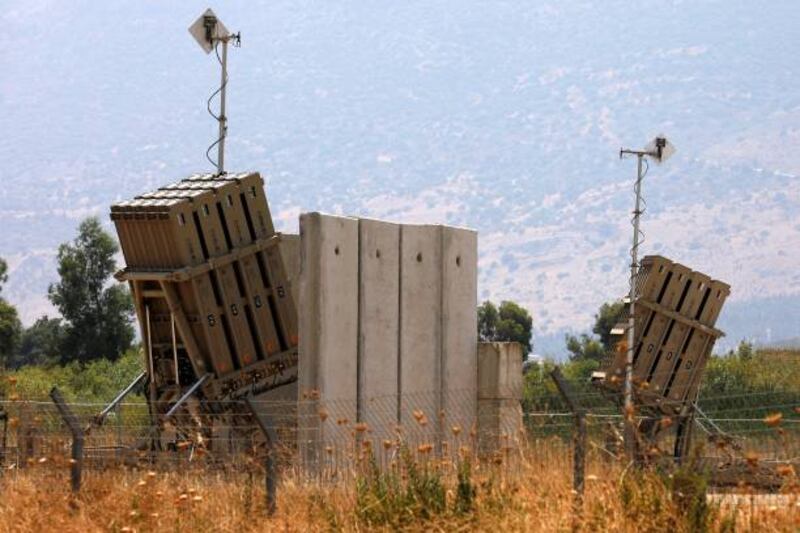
(0, 382, 797, 497)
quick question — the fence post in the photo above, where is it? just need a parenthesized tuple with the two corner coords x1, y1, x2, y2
(50, 387, 84, 493)
(0, 408, 7, 471)
(18, 402, 32, 468)
(550, 368, 587, 514)
(244, 396, 278, 516)
(673, 411, 694, 464)
(574, 411, 587, 497)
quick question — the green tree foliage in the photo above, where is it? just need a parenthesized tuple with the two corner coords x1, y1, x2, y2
(14, 316, 64, 368)
(522, 341, 800, 434)
(0, 299, 22, 368)
(565, 333, 606, 363)
(0, 256, 22, 368)
(592, 300, 626, 351)
(521, 356, 604, 415)
(701, 341, 796, 397)
(477, 300, 533, 355)
(697, 343, 800, 432)
(477, 301, 498, 342)
(521, 359, 559, 412)
(0, 257, 8, 292)
(564, 300, 626, 363)
(48, 217, 134, 363)
(2, 348, 145, 403)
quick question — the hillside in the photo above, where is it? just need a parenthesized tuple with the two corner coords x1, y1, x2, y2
(2, 1, 799, 356)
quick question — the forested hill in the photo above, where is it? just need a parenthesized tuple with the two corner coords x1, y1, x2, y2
(2, 1, 799, 355)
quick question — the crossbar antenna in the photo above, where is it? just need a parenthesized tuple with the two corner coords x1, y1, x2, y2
(618, 135, 675, 464)
(189, 9, 241, 175)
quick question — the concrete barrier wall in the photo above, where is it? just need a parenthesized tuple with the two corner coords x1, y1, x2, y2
(298, 214, 358, 462)
(477, 342, 524, 454)
(441, 227, 478, 434)
(358, 219, 400, 440)
(298, 213, 478, 455)
(399, 224, 442, 443)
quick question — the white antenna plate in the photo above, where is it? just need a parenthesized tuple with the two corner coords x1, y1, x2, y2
(644, 135, 676, 164)
(188, 8, 230, 54)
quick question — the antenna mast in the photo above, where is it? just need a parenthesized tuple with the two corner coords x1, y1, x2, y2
(618, 135, 675, 464)
(189, 9, 241, 175)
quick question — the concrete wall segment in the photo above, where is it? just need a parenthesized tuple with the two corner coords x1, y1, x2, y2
(297, 214, 480, 457)
(357, 218, 401, 438)
(297, 213, 359, 454)
(441, 226, 478, 431)
(398, 224, 442, 442)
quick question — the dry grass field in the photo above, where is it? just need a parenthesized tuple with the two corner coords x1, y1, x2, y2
(1, 347, 798, 531)
(0, 444, 797, 533)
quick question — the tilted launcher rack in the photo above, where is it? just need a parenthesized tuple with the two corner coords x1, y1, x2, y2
(110, 172, 298, 423)
(594, 255, 730, 459)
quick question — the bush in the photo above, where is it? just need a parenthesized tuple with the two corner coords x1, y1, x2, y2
(1, 347, 145, 404)
(669, 464, 714, 533)
(355, 447, 474, 528)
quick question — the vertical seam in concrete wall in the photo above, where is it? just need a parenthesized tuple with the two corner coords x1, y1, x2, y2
(437, 225, 444, 450)
(356, 218, 363, 424)
(298, 213, 323, 465)
(312, 216, 322, 397)
(472, 232, 479, 422)
(396, 225, 403, 425)
(312, 216, 322, 450)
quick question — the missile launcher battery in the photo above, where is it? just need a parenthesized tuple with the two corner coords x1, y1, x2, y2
(110, 172, 298, 421)
(596, 255, 729, 415)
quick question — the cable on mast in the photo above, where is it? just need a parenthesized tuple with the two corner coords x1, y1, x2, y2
(189, 9, 241, 176)
(618, 135, 676, 464)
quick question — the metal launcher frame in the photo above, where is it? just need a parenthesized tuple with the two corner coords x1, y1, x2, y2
(593, 255, 730, 460)
(110, 172, 298, 441)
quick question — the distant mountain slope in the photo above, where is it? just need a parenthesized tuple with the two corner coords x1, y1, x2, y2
(1, 1, 799, 358)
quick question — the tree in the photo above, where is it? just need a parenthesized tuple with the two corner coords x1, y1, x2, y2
(477, 300, 533, 356)
(478, 301, 499, 342)
(591, 301, 627, 352)
(565, 300, 626, 363)
(0, 299, 22, 368)
(565, 333, 605, 363)
(0, 256, 21, 368)
(48, 217, 134, 363)
(14, 316, 64, 368)
(0, 257, 8, 293)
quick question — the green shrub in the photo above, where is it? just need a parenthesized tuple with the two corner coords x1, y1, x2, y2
(669, 466, 714, 533)
(355, 447, 474, 527)
(2, 347, 145, 404)
(454, 457, 476, 514)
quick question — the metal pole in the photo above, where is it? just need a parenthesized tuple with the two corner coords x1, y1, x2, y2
(144, 304, 161, 456)
(171, 314, 180, 387)
(623, 154, 644, 462)
(244, 396, 279, 516)
(50, 388, 84, 493)
(164, 373, 212, 418)
(1, 412, 7, 470)
(90, 372, 146, 429)
(673, 411, 694, 464)
(145, 305, 157, 414)
(549, 367, 586, 526)
(217, 38, 228, 175)
(575, 412, 586, 501)
(115, 401, 122, 460)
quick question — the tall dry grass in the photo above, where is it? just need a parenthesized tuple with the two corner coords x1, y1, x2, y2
(0, 443, 797, 533)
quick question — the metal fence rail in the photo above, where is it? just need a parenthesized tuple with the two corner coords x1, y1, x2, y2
(0, 386, 797, 502)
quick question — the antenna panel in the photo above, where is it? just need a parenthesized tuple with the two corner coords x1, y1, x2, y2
(645, 135, 676, 163)
(188, 8, 230, 54)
